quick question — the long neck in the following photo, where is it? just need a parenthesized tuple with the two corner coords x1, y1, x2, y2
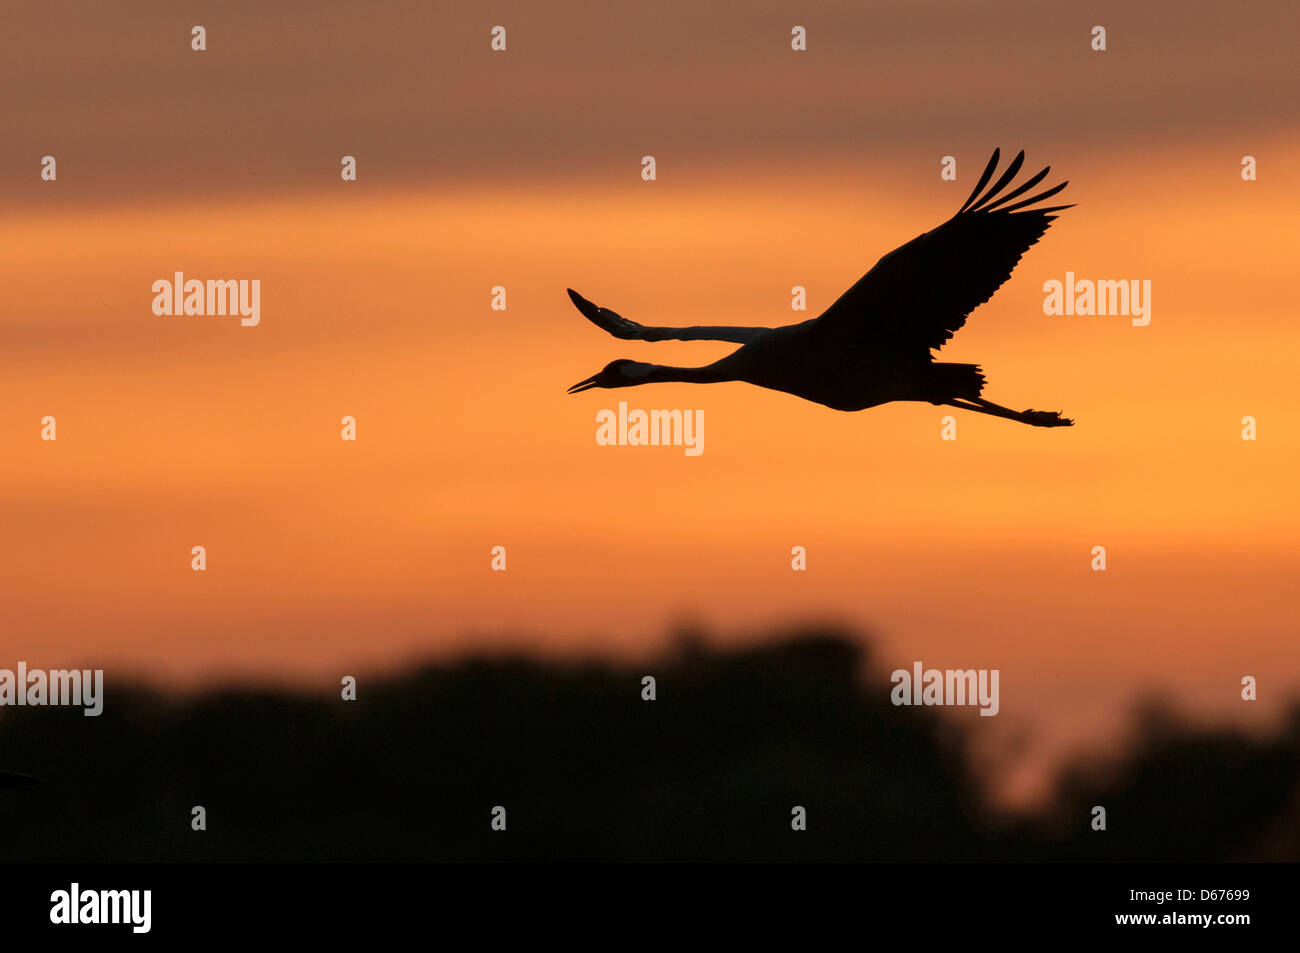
(642, 361, 734, 385)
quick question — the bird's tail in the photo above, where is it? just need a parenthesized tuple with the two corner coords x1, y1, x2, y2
(932, 362, 986, 401)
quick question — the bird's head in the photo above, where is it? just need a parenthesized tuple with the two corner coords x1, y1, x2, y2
(567, 359, 654, 394)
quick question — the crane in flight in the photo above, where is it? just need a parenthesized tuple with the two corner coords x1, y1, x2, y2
(566, 149, 1075, 428)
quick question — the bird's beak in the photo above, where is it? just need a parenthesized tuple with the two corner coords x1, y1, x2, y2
(567, 373, 601, 395)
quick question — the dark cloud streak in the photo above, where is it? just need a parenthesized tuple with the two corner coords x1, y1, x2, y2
(2, 0, 1294, 207)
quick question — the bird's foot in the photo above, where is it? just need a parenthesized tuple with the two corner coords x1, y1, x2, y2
(1022, 408, 1074, 427)
(567, 289, 648, 340)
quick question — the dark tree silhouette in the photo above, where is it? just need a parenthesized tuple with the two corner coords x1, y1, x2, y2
(1, 628, 1295, 861)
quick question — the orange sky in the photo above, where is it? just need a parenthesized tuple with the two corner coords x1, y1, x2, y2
(2, 1, 1298, 804)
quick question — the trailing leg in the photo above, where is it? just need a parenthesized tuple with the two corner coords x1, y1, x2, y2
(945, 397, 1074, 428)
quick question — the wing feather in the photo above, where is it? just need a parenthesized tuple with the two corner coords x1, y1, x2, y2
(979, 164, 1050, 211)
(813, 150, 1072, 353)
(957, 148, 1001, 214)
(967, 150, 1025, 212)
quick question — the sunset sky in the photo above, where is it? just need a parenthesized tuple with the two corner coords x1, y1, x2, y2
(2, 0, 1297, 803)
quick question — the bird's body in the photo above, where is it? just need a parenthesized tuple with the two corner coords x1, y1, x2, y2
(689, 320, 985, 411)
(567, 149, 1075, 428)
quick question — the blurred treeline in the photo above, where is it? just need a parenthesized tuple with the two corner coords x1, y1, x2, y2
(1, 628, 1295, 861)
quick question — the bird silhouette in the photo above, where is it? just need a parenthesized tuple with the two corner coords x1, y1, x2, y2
(567, 148, 1075, 427)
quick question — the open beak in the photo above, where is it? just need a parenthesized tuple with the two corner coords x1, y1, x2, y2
(567, 373, 601, 395)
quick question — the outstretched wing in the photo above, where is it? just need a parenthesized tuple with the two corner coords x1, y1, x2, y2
(813, 149, 1072, 353)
